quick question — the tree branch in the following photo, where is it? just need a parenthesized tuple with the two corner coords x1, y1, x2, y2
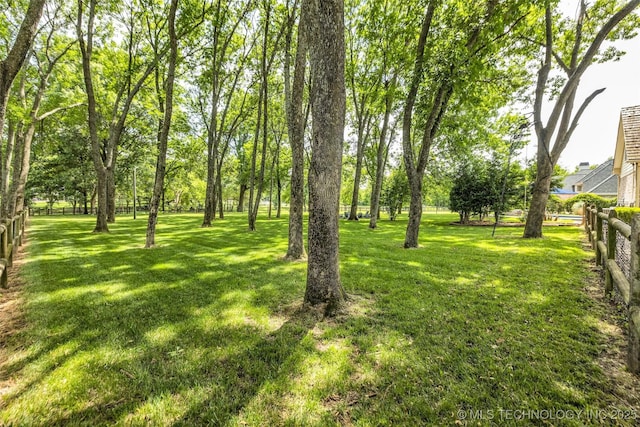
(36, 102, 84, 121)
(551, 87, 605, 163)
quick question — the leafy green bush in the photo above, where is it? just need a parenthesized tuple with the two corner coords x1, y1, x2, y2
(546, 194, 565, 213)
(565, 193, 616, 210)
(613, 207, 640, 224)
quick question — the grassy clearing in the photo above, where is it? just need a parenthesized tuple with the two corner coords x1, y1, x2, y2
(0, 213, 635, 425)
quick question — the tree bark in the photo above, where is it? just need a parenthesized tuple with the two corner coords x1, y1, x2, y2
(1, 121, 16, 218)
(145, 0, 178, 248)
(401, 2, 437, 248)
(284, 0, 308, 260)
(237, 183, 247, 212)
(107, 160, 117, 222)
(523, 160, 552, 238)
(304, 0, 346, 315)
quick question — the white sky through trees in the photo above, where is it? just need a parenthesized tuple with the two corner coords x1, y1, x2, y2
(527, 1, 640, 171)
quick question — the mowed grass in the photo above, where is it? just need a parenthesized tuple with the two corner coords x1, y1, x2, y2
(0, 213, 631, 425)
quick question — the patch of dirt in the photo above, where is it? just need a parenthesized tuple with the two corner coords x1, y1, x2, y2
(0, 236, 29, 349)
(0, 233, 29, 399)
(582, 249, 640, 410)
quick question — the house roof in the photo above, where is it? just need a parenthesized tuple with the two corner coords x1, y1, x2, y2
(588, 174, 618, 196)
(560, 159, 617, 197)
(614, 105, 640, 174)
(561, 166, 591, 192)
(582, 159, 615, 193)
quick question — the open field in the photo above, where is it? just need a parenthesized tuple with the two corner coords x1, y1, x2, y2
(0, 213, 637, 425)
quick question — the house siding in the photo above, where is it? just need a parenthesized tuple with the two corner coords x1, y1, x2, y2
(620, 164, 636, 206)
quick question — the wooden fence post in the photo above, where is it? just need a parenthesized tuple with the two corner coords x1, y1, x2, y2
(627, 214, 640, 373)
(605, 209, 617, 296)
(595, 207, 603, 264)
(585, 206, 591, 241)
(17, 213, 23, 246)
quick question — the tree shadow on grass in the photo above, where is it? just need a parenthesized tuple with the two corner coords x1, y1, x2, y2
(34, 306, 320, 426)
(174, 307, 320, 425)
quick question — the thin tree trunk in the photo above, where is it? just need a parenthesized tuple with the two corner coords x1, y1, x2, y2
(284, 0, 307, 259)
(369, 77, 395, 229)
(1, 122, 16, 217)
(304, 0, 346, 315)
(348, 112, 371, 221)
(107, 160, 117, 222)
(276, 155, 282, 218)
(237, 183, 247, 212)
(216, 168, 224, 219)
(145, 0, 178, 248)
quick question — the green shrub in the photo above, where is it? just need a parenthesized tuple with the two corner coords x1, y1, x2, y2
(565, 193, 616, 210)
(614, 207, 640, 224)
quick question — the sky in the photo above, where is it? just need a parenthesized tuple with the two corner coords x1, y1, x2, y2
(525, 3, 640, 172)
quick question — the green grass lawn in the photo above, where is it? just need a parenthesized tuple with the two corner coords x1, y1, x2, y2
(0, 213, 634, 425)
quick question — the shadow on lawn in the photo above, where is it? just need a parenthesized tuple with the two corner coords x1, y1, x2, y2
(3, 214, 624, 425)
(2, 214, 321, 424)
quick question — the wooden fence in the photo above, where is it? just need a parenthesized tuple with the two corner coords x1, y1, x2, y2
(0, 211, 27, 289)
(585, 206, 640, 373)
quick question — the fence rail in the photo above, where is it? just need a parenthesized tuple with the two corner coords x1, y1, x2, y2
(0, 211, 28, 288)
(585, 206, 640, 373)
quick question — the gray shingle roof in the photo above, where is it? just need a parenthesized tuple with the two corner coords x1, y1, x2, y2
(588, 174, 618, 196)
(582, 159, 615, 193)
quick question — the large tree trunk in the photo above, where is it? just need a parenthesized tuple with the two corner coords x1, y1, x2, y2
(523, 157, 553, 238)
(284, 0, 307, 260)
(145, 0, 178, 248)
(404, 176, 423, 248)
(94, 168, 110, 232)
(304, 0, 346, 315)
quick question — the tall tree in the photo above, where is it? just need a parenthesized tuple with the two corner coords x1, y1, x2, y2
(523, 0, 640, 238)
(401, 0, 528, 248)
(247, 0, 287, 231)
(304, 0, 346, 315)
(201, 0, 253, 227)
(284, 0, 307, 260)
(76, 0, 160, 231)
(6, 5, 79, 217)
(0, 0, 46, 212)
(145, 0, 179, 248)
